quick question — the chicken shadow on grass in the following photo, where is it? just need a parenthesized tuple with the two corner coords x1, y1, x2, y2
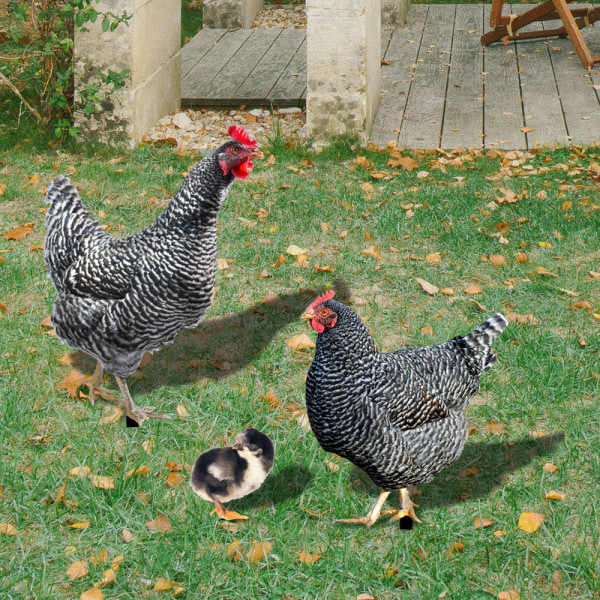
(71, 280, 352, 395)
(347, 433, 565, 512)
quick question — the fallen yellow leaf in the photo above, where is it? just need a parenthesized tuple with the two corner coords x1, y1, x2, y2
(248, 540, 272, 562)
(415, 278, 439, 295)
(286, 334, 316, 351)
(3, 223, 34, 241)
(298, 551, 322, 564)
(80, 589, 104, 600)
(89, 549, 108, 565)
(474, 517, 494, 529)
(362, 246, 383, 260)
(96, 568, 116, 588)
(464, 283, 483, 295)
(536, 266, 557, 277)
(426, 252, 441, 263)
(518, 511, 546, 533)
(146, 515, 173, 532)
(543, 462, 559, 474)
(66, 560, 89, 581)
(69, 522, 90, 530)
(286, 244, 307, 256)
(484, 420, 507, 435)
(489, 254, 507, 266)
(498, 591, 520, 600)
(0, 523, 18, 536)
(227, 539, 244, 562)
(153, 577, 178, 591)
(545, 490, 566, 501)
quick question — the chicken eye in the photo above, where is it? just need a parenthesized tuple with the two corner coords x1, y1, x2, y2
(230, 146, 239, 154)
(319, 308, 329, 316)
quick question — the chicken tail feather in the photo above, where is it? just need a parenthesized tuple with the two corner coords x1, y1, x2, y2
(461, 313, 508, 372)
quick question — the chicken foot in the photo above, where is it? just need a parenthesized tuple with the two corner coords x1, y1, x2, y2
(210, 499, 249, 521)
(335, 490, 391, 528)
(389, 488, 422, 524)
(81, 361, 121, 405)
(114, 376, 169, 426)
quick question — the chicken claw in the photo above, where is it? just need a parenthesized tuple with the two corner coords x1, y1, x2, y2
(389, 488, 422, 524)
(80, 361, 121, 405)
(115, 376, 169, 427)
(335, 490, 391, 529)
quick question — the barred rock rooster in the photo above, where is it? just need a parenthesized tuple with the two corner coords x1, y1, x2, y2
(44, 126, 263, 426)
(303, 290, 508, 527)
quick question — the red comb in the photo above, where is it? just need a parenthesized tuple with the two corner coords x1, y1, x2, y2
(228, 125, 258, 149)
(307, 289, 335, 312)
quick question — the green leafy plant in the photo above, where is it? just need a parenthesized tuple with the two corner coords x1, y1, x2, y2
(2, 0, 130, 138)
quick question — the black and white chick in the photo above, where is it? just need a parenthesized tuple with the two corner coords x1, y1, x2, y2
(190, 428, 275, 521)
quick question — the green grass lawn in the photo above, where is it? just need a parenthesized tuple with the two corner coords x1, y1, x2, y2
(0, 117, 599, 599)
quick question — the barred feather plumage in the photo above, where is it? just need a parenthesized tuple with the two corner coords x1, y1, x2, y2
(305, 299, 508, 491)
(44, 140, 242, 379)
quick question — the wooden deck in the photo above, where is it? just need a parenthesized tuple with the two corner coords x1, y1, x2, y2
(181, 28, 306, 107)
(181, 4, 600, 149)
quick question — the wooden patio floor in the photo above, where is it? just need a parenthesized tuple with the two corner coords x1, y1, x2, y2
(181, 4, 600, 150)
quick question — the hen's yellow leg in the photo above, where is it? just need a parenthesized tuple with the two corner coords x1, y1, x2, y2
(336, 490, 391, 528)
(115, 376, 169, 427)
(389, 488, 421, 524)
(80, 361, 120, 404)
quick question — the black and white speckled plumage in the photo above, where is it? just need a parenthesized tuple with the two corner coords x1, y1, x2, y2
(44, 141, 243, 379)
(305, 299, 508, 491)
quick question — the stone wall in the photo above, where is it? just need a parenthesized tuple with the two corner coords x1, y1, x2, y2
(74, 0, 181, 147)
(203, 0, 264, 29)
(306, 0, 381, 143)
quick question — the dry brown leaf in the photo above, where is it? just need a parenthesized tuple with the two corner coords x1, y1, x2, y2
(496, 187, 518, 204)
(227, 540, 244, 562)
(325, 460, 340, 473)
(426, 252, 441, 263)
(176, 405, 189, 418)
(298, 551, 322, 564)
(56, 368, 91, 398)
(146, 515, 173, 532)
(273, 254, 286, 268)
(518, 511, 546, 533)
(3, 223, 34, 241)
(28, 174, 40, 185)
(450, 541, 465, 553)
(484, 420, 507, 435)
(125, 465, 150, 479)
(121, 529, 134, 543)
(165, 472, 184, 488)
(96, 568, 116, 588)
(55, 474, 70, 504)
(100, 406, 122, 424)
(71, 466, 92, 478)
(91, 475, 114, 490)
(545, 490, 566, 501)
(421, 325, 432, 336)
(153, 577, 178, 592)
(589, 271, 600, 279)
(0, 523, 18, 536)
(505, 311, 539, 326)
(89, 549, 108, 565)
(474, 517, 494, 529)
(415, 278, 439, 295)
(489, 254, 507, 266)
(66, 560, 89, 581)
(285, 334, 315, 351)
(286, 244, 307, 256)
(388, 155, 419, 171)
(80, 589, 104, 600)
(69, 522, 90, 530)
(536, 266, 558, 277)
(314, 264, 334, 273)
(0, 182, 6, 195)
(571, 300, 592, 310)
(260, 389, 280, 410)
(362, 246, 383, 260)
(516, 252, 529, 264)
(370, 170, 388, 180)
(248, 540, 272, 562)
(498, 591, 520, 600)
(461, 466, 480, 478)
(538, 241, 552, 249)
(440, 287, 455, 296)
(543, 462, 560, 474)
(464, 283, 483, 295)
(216, 258, 229, 270)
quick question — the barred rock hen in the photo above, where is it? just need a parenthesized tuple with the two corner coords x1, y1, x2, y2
(44, 126, 263, 426)
(303, 290, 508, 527)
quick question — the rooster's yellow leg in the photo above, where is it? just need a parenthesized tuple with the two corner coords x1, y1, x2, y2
(210, 500, 249, 521)
(389, 488, 422, 524)
(336, 490, 391, 528)
(115, 376, 169, 426)
(80, 361, 120, 404)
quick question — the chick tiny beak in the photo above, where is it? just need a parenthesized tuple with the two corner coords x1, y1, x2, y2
(232, 442, 243, 451)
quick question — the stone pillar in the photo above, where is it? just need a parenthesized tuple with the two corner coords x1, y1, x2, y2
(306, 0, 380, 143)
(74, 0, 181, 147)
(203, 0, 264, 29)
(382, 0, 409, 26)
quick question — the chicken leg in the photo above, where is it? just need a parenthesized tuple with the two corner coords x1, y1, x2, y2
(210, 499, 249, 521)
(114, 376, 169, 427)
(81, 361, 121, 404)
(335, 490, 391, 528)
(389, 488, 422, 524)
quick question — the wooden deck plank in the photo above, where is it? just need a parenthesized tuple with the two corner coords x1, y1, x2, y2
(267, 36, 307, 105)
(370, 5, 429, 148)
(237, 29, 305, 104)
(181, 28, 228, 78)
(482, 4, 527, 149)
(441, 4, 485, 150)
(513, 5, 569, 147)
(205, 29, 281, 103)
(545, 28, 600, 146)
(182, 28, 253, 103)
(397, 5, 456, 149)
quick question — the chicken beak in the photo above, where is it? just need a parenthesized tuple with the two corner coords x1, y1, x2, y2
(301, 312, 312, 321)
(232, 442, 243, 451)
(247, 150, 264, 161)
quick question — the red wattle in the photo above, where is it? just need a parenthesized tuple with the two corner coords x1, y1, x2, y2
(310, 320, 325, 333)
(232, 160, 253, 179)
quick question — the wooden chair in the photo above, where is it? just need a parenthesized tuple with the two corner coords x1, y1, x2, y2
(481, 0, 600, 71)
